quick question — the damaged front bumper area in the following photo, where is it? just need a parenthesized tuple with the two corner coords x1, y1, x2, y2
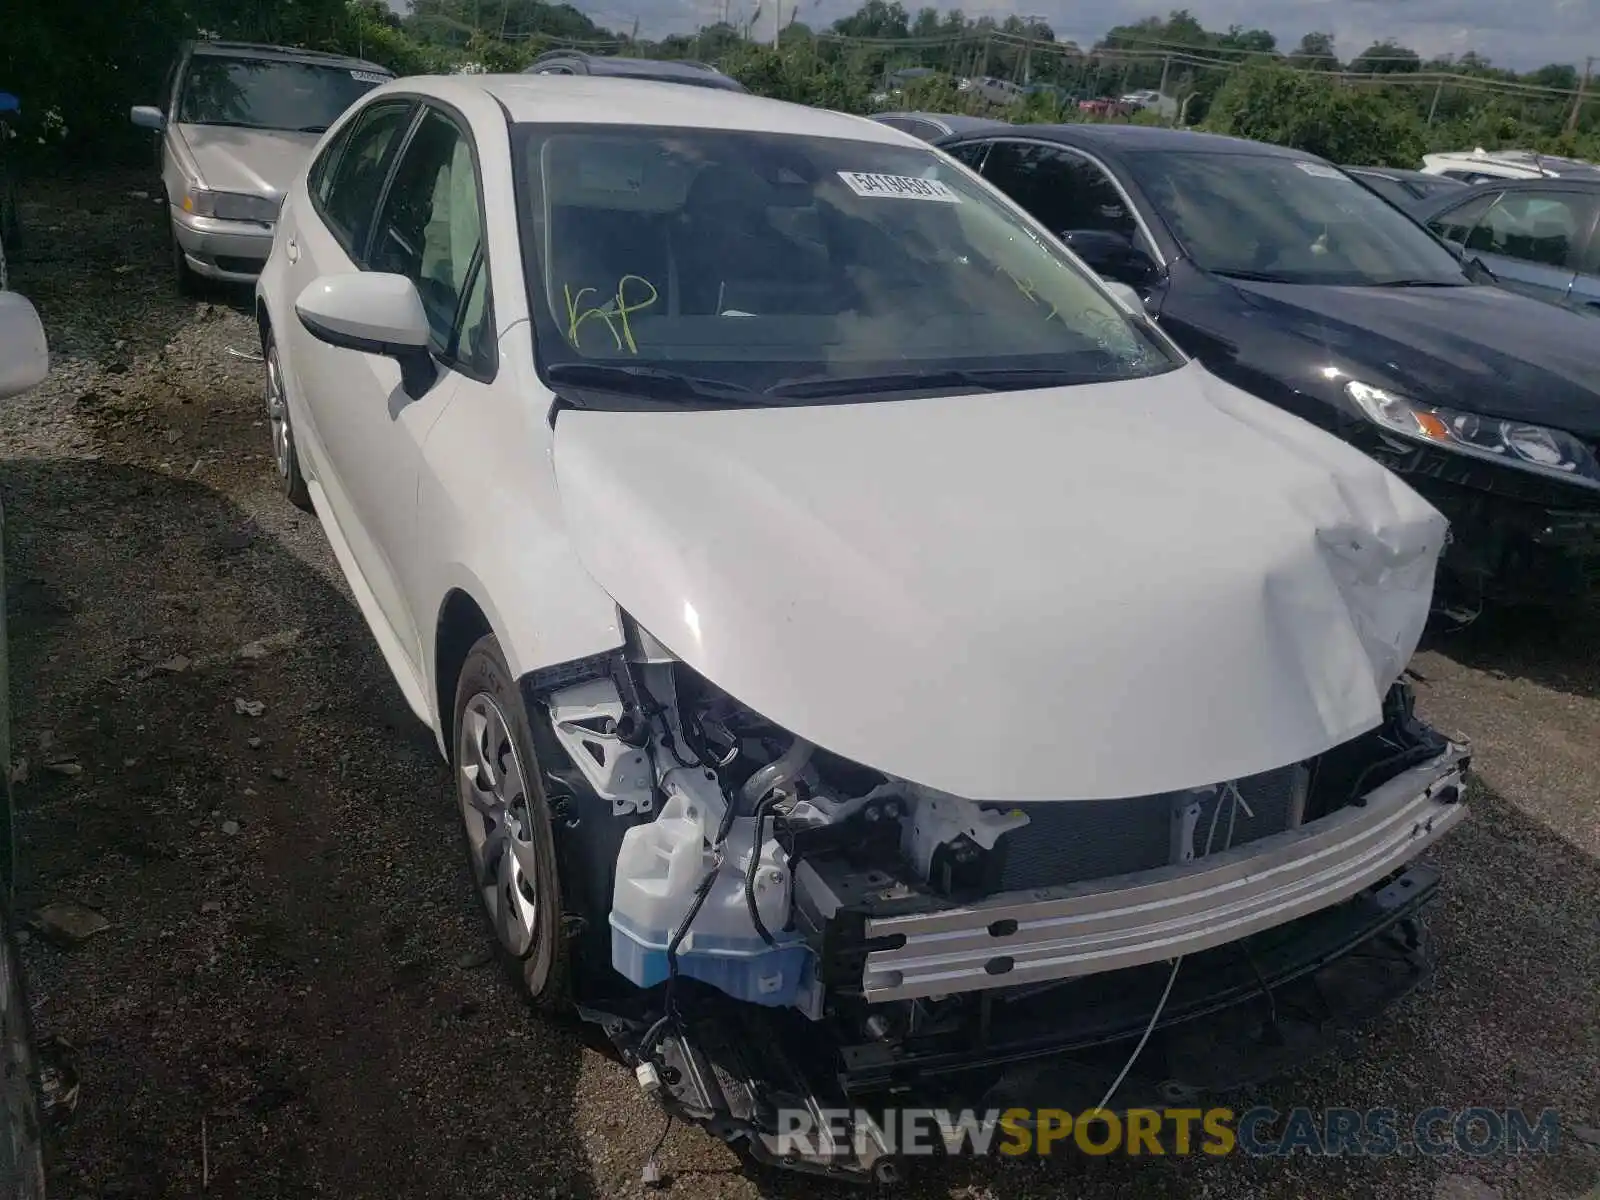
(594, 864, 1448, 1184)
(846, 745, 1467, 1003)
(554, 648, 1469, 1183)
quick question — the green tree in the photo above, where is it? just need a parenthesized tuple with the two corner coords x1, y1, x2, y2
(1289, 32, 1339, 71)
(1204, 64, 1424, 166)
(1350, 40, 1421, 74)
(831, 0, 912, 39)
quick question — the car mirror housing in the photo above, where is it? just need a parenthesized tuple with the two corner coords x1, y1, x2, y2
(130, 105, 166, 131)
(295, 273, 437, 397)
(1059, 228, 1156, 287)
(0, 292, 50, 400)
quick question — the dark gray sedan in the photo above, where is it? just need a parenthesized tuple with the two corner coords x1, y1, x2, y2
(1411, 177, 1600, 314)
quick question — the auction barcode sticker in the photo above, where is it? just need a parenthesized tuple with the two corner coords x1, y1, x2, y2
(837, 172, 961, 202)
(350, 70, 390, 84)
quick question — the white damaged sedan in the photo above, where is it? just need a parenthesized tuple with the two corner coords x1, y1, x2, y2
(255, 75, 1468, 1180)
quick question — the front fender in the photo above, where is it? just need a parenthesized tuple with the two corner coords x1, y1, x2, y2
(415, 324, 623, 743)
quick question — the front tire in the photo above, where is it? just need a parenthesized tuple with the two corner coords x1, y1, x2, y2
(264, 332, 313, 512)
(170, 221, 201, 297)
(452, 634, 571, 1009)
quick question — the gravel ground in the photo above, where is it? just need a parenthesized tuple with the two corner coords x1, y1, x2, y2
(1, 170, 1597, 1200)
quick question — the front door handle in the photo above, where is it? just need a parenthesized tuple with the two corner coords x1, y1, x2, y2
(285, 239, 300, 264)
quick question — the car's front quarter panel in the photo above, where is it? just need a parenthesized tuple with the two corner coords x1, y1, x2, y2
(1155, 262, 1358, 435)
(414, 320, 622, 738)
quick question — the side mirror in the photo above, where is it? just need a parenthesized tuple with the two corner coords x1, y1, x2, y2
(295, 273, 437, 396)
(130, 105, 166, 131)
(1441, 240, 1497, 283)
(0, 293, 50, 400)
(1060, 228, 1156, 286)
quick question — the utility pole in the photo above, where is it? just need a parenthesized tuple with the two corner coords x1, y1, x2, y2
(1012, 15, 1044, 85)
(1157, 52, 1171, 99)
(1427, 77, 1444, 125)
(1566, 55, 1594, 134)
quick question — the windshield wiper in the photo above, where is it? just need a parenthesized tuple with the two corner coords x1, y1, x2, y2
(1210, 268, 1293, 283)
(296, 123, 331, 134)
(765, 366, 1122, 401)
(545, 362, 757, 405)
(1368, 278, 1467, 288)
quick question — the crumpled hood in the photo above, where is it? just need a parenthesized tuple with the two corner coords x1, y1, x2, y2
(553, 362, 1446, 802)
(177, 124, 319, 201)
(1224, 277, 1600, 439)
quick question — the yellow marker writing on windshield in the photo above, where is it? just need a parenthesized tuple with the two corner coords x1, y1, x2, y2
(563, 275, 659, 354)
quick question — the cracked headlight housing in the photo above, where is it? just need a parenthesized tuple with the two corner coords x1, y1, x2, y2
(1346, 380, 1600, 489)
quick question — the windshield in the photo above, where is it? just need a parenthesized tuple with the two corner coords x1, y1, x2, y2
(1126, 151, 1469, 286)
(511, 125, 1182, 403)
(178, 57, 389, 132)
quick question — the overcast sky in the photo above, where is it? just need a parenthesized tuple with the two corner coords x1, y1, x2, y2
(394, 0, 1599, 71)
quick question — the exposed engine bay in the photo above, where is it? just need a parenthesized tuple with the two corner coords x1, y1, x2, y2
(525, 622, 1469, 1182)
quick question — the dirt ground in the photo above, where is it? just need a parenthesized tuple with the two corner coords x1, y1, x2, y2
(1, 170, 1597, 1200)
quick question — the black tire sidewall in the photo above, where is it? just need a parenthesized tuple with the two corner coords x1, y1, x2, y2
(170, 219, 200, 296)
(452, 634, 570, 1009)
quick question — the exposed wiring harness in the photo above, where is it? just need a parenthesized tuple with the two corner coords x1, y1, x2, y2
(744, 793, 780, 947)
(1091, 780, 1248, 1115)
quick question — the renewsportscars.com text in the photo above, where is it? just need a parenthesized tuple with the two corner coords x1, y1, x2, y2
(776, 1106, 1563, 1159)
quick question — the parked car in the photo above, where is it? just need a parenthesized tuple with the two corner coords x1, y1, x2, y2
(1409, 177, 1600, 315)
(523, 50, 745, 92)
(1078, 95, 1132, 118)
(1421, 148, 1600, 184)
(960, 75, 1026, 107)
(0, 92, 20, 290)
(867, 111, 1007, 142)
(1119, 89, 1178, 118)
(131, 40, 395, 292)
(0, 289, 52, 1200)
(868, 65, 941, 106)
(256, 75, 1467, 1180)
(937, 123, 1600, 608)
(1343, 165, 1467, 207)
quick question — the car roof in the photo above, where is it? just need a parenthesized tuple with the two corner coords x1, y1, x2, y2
(873, 111, 1009, 135)
(462, 75, 907, 141)
(188, 40, 392, 75)
(1344, 166, 1452, 184)
(940, 122, 1314, 159)
(527, 53, 740, 86)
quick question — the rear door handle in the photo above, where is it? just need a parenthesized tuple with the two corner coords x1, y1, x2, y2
(285, 239, 300, 264)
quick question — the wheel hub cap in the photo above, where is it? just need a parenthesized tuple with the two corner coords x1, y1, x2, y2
(457, 694, 540, 958)
(265, 349, 291, 478)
